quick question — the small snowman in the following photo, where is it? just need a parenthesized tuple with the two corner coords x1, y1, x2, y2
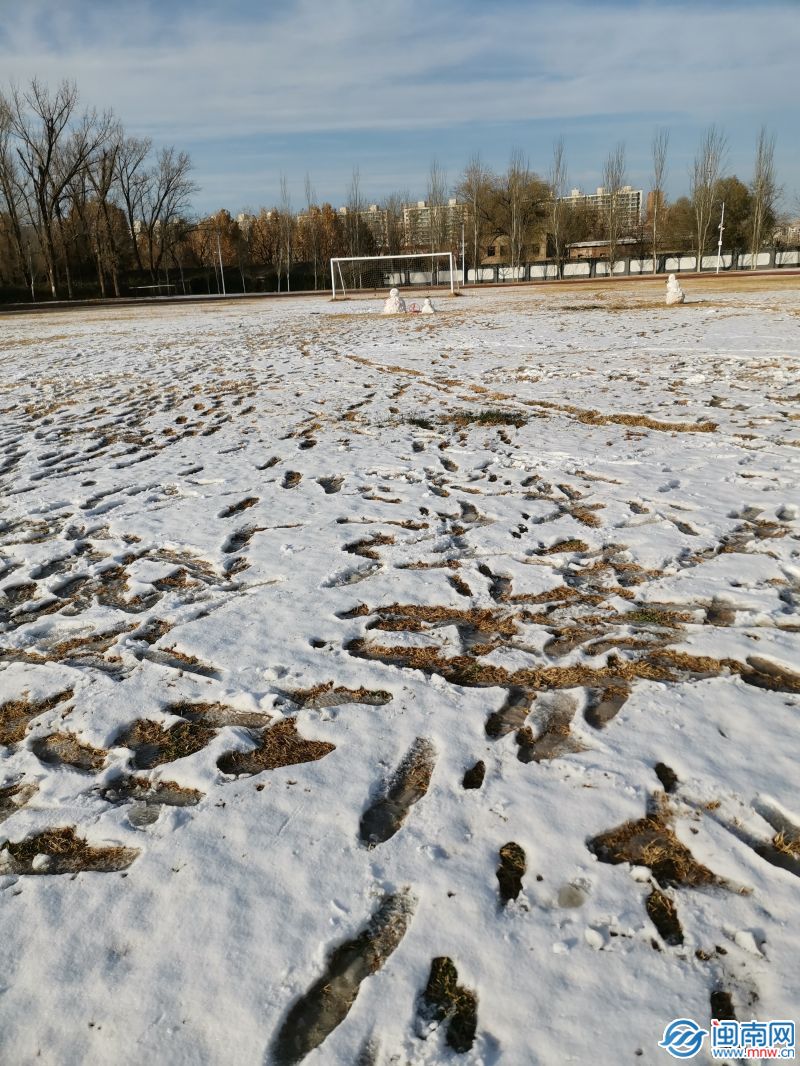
(420, 297, 435, 315)
(382, 287, 407, 314)
(665, 273, 685, 305)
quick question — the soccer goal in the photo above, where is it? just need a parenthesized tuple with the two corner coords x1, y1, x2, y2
(330, 252, 456, 299)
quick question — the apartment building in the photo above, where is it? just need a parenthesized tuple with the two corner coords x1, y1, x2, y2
(560, 185, 643, 230)
(333, 198, 466, 251)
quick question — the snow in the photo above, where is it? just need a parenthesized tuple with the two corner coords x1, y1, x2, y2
(1, 282, 799, 1065)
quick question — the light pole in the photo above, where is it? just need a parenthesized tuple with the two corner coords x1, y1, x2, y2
(715, 202, 725, 275)
(27, 245, 35, 302)
(216, 230, 226, 295)
(461, 220, 466, 290)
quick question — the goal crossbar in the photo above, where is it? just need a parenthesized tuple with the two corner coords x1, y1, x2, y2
(330, 252, 455, 299)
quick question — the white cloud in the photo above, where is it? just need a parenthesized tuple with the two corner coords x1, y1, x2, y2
(2, 1, 797, 209)
(0, 1, 796, 141)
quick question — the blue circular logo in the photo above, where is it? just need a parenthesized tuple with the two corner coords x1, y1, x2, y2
(659, 1018, 709, 1059)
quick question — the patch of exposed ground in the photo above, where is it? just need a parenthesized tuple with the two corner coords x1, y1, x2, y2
(217, 718, 335, 777)
(0, 780, 38, 823)
(515, 692, 584, 763)
(710, 988, 737, 1023)
(0, 689, 74, 746)
(588, 810, 721, 889)
(497, 841, 526, 903)
(116, 717, 218, 769)
(100, 775, 203, 826)
(418, 956, 479, 1054)
(462, 761, 485, 789)
(359, 737, 436, 847)
(743, 654, 800, 694)
(317, 475, 343, 494)
(0, 826, 138, 875)
(219, 496, 259, 519)
(271, 892, 415, 1065)
(166, 700, 271, 729)
(646, 887, 684, 946)
(344, 534, 395, 560)
(524, 399, 718, 434)
(31, 732, 107, 772)
(583, 683, 631, 729)
(281, 682, 392, 709)
(485, 687, 534, 739)
(446, 408, 527, 429)
(347, 634, 746, 693)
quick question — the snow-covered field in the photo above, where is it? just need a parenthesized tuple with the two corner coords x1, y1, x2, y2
(1, 280, 798, 1066)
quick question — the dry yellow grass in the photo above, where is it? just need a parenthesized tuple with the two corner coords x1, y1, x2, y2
(115, 718, 217, 769)
(589, 815, 719, 888)
(3, 826, 138, 874)
(525, 398, 717, 434)
(421, 956, 479, 1054)
(497, 841, 527, 902)
(536, 539, 590, 555)
(344, 534, 396, 560)
(348, 634, 743, 692)
(0, 689, 74, 746)
(32, 732, 107, 772)
(216, 718, 335, 776)
(772, 831, 800, 859)
(283, 682, 392, 709)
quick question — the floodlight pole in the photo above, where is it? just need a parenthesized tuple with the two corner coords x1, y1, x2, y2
(715, 201, 725, 275)
(216, 231, 226, 295)
(461, 221, 466, 289)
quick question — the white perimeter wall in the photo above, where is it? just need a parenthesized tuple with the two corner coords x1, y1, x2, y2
(563, 263, 591, 277)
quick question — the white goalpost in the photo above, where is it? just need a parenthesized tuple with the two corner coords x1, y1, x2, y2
(330, 252, 456, 299)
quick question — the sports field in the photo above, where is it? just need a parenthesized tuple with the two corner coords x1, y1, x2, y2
(1, 276, 798, 1065)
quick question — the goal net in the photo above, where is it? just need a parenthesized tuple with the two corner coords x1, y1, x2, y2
(330, 252, 456, 299)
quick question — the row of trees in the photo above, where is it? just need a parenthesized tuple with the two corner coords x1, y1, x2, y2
(546, 127, 779, 276)
(256, 127, 780, 287)
(0, 80, 196, 299)
(0, 77, 788, 300)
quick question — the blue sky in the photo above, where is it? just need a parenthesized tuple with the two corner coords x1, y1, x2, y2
(1, 0, 798, 215)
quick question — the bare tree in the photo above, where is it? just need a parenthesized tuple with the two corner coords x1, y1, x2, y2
(115, 135, 152, 273)
(489, 151, 547, 273)
(140, 147, 196, 280)
(426, 158, 449, 253)
(64, 164, 101, 295)
(0, 99, 33, 292)
(303, 173, 320, 289)
(690, 125, 727, 267)
(344, 166, 373, 286)
(247, 207, 280, 275)
(650, 128, 669, 273)
(277, 174, 293, 291)
(602, 142, 627, 270)
(749, 126, 778, 268)
(455, 153, 492, 282)
(345, 166, 363, 257)
(548, 137, 568, 278)
(5, 79, 113, 297)
(84, 122, 125, 296)
(381, 190, 408, 255)
(507, 149, 530, 272)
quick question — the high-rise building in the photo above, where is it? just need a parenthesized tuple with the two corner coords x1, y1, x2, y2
(559, 186, 643, 230)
